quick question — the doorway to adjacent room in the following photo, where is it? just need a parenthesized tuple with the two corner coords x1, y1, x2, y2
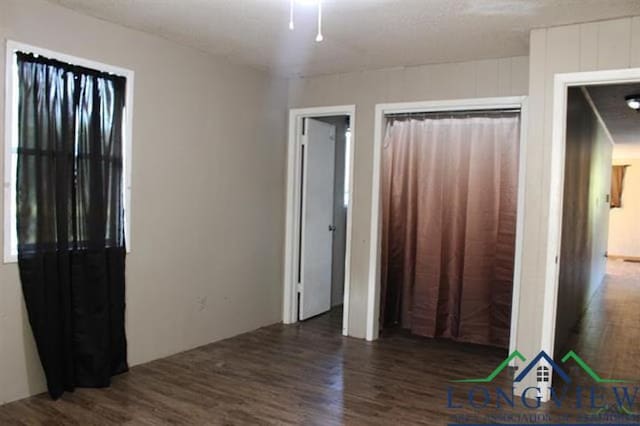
(283, 106, 356, 335)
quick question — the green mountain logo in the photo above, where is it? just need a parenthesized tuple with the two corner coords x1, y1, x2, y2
(452, 351, 525, 383)
(561, 350, 627, 384)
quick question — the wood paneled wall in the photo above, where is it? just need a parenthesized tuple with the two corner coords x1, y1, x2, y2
(288, 57, 530, 338)
(516, 16, 640, 393)
(555, 88, 612, 356)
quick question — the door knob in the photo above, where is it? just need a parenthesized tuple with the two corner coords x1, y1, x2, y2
(328, 225, 336, 232)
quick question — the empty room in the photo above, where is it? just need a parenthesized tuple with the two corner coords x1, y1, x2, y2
(2, 1, 640, 425)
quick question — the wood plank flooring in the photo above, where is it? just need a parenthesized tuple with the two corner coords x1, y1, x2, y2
(557, 259, 640, 385)
(1, 260, 640, 425)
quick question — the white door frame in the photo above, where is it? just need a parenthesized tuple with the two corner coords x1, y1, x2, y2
(367, 96, 529, 351)
(541, 68, 640, 366)
(283, 105, 356, 336)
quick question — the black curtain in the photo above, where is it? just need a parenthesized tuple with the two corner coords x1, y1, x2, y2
(16, 52, 128, 399)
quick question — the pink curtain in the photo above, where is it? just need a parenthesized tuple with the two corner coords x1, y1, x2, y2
(380, 113, 520, 348)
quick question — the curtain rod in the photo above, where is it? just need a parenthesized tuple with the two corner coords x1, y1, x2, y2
(16, 51, 126, 85)
(386, 108, 521, 118)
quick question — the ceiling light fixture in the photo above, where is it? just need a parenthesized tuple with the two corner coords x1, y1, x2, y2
(626, 94, 640, 111)
(288, 0, 324, 43)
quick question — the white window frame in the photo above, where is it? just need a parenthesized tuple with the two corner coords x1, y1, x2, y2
(3, 40, 134, 263)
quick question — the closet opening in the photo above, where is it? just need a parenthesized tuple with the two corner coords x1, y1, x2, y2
(368, 97, 528, 356)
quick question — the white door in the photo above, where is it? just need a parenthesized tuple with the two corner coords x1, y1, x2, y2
(300, 118, 336, 320)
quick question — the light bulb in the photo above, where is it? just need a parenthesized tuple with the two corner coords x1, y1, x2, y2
(626, 95, 640, 111)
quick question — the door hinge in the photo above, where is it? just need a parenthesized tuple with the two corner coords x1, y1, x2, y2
(302, 117, 307, 136)
(555, 255, 559, 264)
(296, 282, 302, 293)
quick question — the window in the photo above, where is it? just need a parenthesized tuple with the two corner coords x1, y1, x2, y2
(3, 41, 134, 263)
(610, 164, 627, 208)
(344, 127, 351, 207)
(536, 365, 550, 383)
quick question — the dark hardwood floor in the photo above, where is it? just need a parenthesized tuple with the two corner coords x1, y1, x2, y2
(1, 261, 640, 425)
(0, 308, 510, 425)
(558, 260, 640, 385)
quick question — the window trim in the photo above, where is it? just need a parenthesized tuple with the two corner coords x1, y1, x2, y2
(3, 40, 134, 263)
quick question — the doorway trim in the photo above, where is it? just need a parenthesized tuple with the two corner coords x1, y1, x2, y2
(541, 67, 640, 369)
(367, 96, 529, 349)
(283, 105, 356, 336)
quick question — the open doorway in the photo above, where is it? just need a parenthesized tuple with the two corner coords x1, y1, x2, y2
(367, 97, 528, 352)
(542, 68, 640, 396)
(283, 106, 355, 336)
(552, 82, 640, 381)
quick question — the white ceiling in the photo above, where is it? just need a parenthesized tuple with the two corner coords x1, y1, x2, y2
(48, 0, 640, 77)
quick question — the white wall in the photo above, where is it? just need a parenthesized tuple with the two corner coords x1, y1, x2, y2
(609, 158, 640, 257)
(288, 56, 529, 338)
(589, 129, 612, 299)
(516, 16, 640, 391)
(0, 0, 288, 404)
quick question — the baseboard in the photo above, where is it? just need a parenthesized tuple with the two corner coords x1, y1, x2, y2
(608, 254, 640, 262)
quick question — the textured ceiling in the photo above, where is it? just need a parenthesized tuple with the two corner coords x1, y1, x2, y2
(588, 83, 640, 144)
(48, 0, 640, 77)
